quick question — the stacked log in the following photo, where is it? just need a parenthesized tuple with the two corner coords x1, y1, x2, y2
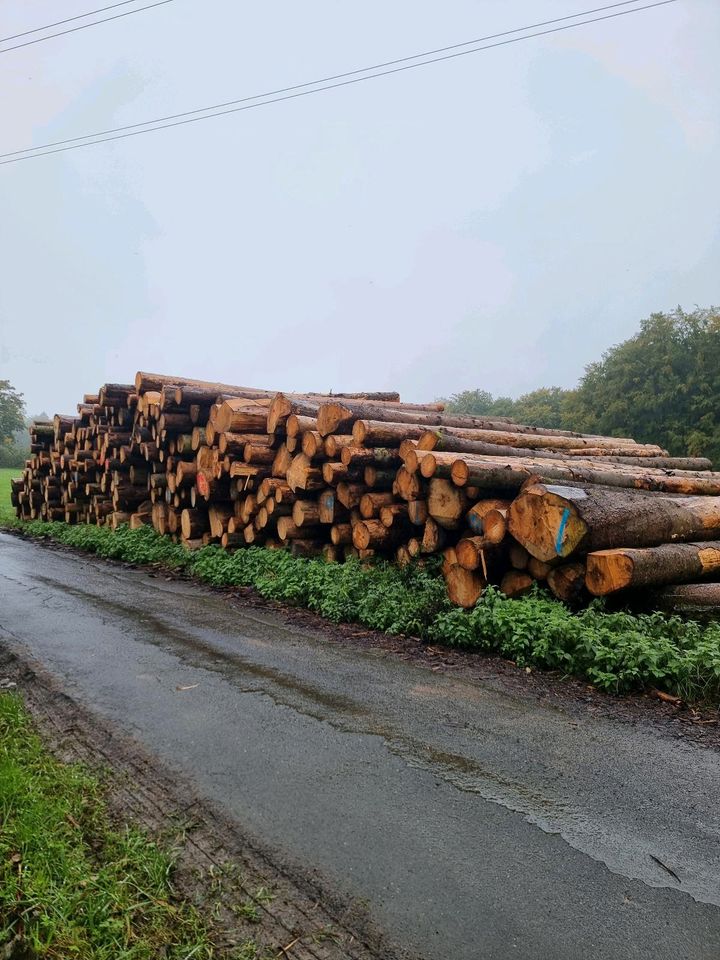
(10, 371, 720, 614)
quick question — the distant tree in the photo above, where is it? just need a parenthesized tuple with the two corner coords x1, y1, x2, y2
(444, 386, 575, 428)
(0, 381, 27, 468)
(571, 307, 720, 461)
(510, 387, 577, 431)
(0, 380, 25, 444)
(443, 306, 719, 464)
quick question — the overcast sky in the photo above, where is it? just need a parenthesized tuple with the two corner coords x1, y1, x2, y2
(1, 0, 718, 416)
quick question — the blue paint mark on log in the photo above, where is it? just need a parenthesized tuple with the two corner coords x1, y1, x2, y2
(555, 508, 571, 556)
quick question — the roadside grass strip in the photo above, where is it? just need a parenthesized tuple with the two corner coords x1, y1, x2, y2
(0, 469, 16, 524)
(4, 521, 720, 704)
(0, 692, 216, 959)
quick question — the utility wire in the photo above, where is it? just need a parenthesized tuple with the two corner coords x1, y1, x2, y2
(1, 0, 678, 166)
(0, 0, 176, 54)
(1, 0, 169, 42)
(1, 0, 662, 161)
(0, 0, 666, 157)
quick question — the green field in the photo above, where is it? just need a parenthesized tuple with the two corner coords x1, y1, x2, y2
(0, 467, 17, 523)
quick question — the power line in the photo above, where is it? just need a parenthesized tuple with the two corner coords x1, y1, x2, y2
(0, 0, 659, 159)
(0, 0, 176, 54)
(1, 0, 167, 42)
(1, 0, 679, 166)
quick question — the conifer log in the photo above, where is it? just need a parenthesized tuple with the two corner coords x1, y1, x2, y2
(341, 447, 402, 469)
(315, 402, 609, 440)
(500, 571, 534, 598)
(421, 518, 446, 553)
(547, 563, 587, 603)
(586, 542, 720, 594)
(353, 519, 405, 550)
(292, 500, 321, 526)
(509, 483, 720, 563)
(267, 392, 403, 433)
(443, 563, 485, 608)
(465, 498, 512, 536)
(647, 583, 720, 615)
(135, 372, 273, 398)
(482, 508, 508, 544)
(359, 492, 394, 519)
(451, 455, 720, 496)
(418, 429, 708, 469)
(212, 399, 272, 434)
(456, 536, 496, 571)
(181, 508, 208, 540)
(330, 523, 354, 546)
(427, 479, 468, 530)
(286, 454, 324, 492)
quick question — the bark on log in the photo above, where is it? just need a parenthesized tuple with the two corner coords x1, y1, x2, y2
(341, 447, 402, 469)
(417, 429, 706, 469)
(451, 455, 720, 496)
(316, 403, 609, 440)
(646, 583, 720, 616)
(336, 482, 366, 509)
(509, 482, 720, 563)
(353, 519, 405, 550)
(586, 542, 720, 594)
(267, 392, 403, 433)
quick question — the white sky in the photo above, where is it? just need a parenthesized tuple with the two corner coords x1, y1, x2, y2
(1, 0, 718, 415)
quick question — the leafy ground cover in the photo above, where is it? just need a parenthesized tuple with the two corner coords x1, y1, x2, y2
(0, 691, 217, 959)
(3, 519, 720, 704)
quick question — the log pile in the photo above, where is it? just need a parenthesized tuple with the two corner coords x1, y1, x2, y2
(10, 372, 720, 613)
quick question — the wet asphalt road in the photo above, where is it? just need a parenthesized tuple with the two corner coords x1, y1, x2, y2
(1, 532, 719, 959)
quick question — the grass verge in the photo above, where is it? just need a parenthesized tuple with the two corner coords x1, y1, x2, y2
(3, 520, 720, 704)
(0, 468, 17, 524)
(0, 691, 215, 959)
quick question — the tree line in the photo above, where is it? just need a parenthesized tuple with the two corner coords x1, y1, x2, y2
(444, 307, 720, 465)
(1, 306, 718, 468)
